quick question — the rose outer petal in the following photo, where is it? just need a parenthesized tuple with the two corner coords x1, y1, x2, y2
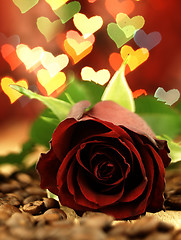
(146, 144, 166, 211)
(52, 118, 77, 162)
(86, 101, 156, 139)
(36, 148, 60, 195)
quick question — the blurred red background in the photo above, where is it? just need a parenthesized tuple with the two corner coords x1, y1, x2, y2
(0, 0, 181, 124)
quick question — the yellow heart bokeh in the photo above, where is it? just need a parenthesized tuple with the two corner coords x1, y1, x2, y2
(64, 38, 93, 64)
(1, 77, 28, 103)
(121, 45, 149, 71)
(16, 44, 44, 71)
(37, 69, 66, 96)
(44, 0, 69, 10)
(116, 13, 145, 30)
(81, 67, 111, 85)
(73, 13, 103, 38)
(41, 52, 69, 77)
(37, 17, 62, 42)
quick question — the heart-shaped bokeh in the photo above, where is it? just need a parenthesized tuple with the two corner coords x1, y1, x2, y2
(105, 0, 135, 19)
(54, 1, 81, 24)
(16, 44, 44, 71)
(154, 87, 180, 106)
(41, 52, 69, 77)
(44, 0, 69, 10)
(37, 17, 63, 42)
(1, 77, 28, 103)
(81, 67, 110, 85)
(64, 30, 95, 63)
(37, 69, 66, 96)
(12, 0, 39, 13)
(1, 44, 22, 71)
(121, 45, 149, 71)
(134, 30, 162, 50)
(73, 13, 103, 38)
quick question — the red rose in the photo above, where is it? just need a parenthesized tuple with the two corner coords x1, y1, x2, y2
(37, 101, 171, 220)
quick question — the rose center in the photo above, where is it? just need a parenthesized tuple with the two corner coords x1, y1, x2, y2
(97, 161, 115, 180)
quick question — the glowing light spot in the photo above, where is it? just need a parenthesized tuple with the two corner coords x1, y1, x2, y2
(1, 77, 28, 103)
(81, 67, 111, 85)
(37, 17, 63, 42)
(154, 88, 180, 106)
(73, 13, 103, 39)
(37, 69, 66, 96)
(16, 44, 44, 72)
(121, 45, 149, 71)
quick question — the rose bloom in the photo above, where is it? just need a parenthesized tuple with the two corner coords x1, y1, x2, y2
(37, 101, 171, 220)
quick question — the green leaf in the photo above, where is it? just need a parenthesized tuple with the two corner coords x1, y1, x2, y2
(58, 77, 104, 105)
(46, 190, 59, 201)
(10, 85, 72, 121)
(101, 61, 135, 112)
(0, 141, 35, 166)
(135, 96, 181, 138)
(30, 109, 60, 147)
(157, 136, 181, 163)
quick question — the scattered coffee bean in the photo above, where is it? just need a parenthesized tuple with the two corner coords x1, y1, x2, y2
(15, 172, 32, 185)
(126, 216, 159, 238)
(25, 186, 47, 197)
(0, 181, 21, 193)
(0, 204, 21, 215)
(42, 197, 60, 209)
(0, 194, 21, 207)
(44, 208, 67, 220)
(144, 232, 173, 240)
(6, 212, 35, 228)
(22, 201, 44, 215)
(23, 195, 43, 205)
(80, 212, 114, 230)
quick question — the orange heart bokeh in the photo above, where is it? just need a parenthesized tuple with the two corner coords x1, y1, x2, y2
(1, 44, 22, 71)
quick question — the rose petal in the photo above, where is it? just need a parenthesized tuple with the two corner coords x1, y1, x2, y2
(36, 148, 60, 195)
(52, 118, 78, 161)
(86, 101, 156, 139)
(67, 100, 91, 120)
(155, 139, 171, 168)
(56, 145, 79, 188)
(145, 144, 166, 211)
(77, 169, 124, 207)
(66, 160, 99, 209)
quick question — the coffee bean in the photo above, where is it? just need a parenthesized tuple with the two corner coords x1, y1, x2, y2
(0, 194, 21, 207)
(157, 221, 174, 233)
(25, 186, 47, 197)
(0, 210, 11, 223)
(69, 226, 107, 240)
(0, 181, 21, 193)
(13, 190, 29, 199)
(15, 172, 32, 185)
(9, 227, 35, 240)
(126, 216, 159, 238)
(80, 212, 114, 230)
(0, 204, 21, 215)
(35, 225, 67, 240)
(107, 221, 131, 237)
(166, 195, 181, 209)
(174, 230, 181, 240)
(22, 200, 44, 215)
(7, 193, 23, 204)
(6, 212, 35, 228)
(42, 197, 60, 209)
(144, 232, 173, 240)
(44, 208, 67, 220)
(23, 195, 43, 205)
